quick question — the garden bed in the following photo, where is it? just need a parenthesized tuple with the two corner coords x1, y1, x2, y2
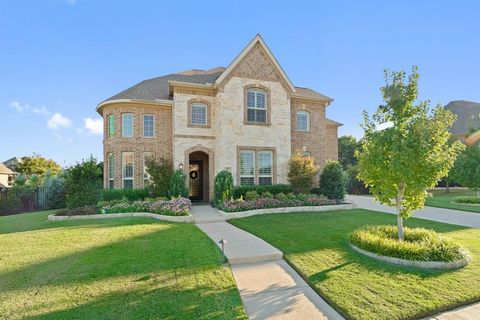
(218, 203, 355, 219)
(349, 225, 470, 269)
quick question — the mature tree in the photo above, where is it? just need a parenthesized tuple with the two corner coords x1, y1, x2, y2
(338, 135, 359, 169)
(15, 154, 61, 176)
(357, 67, 464, 240)
(450, 143, 480, 197)
(287, 153, 319, 193)
(145, 156, 173, 197)
(65, 157, 102, 208)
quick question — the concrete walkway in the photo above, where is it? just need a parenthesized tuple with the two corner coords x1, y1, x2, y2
(347, 195, 480, 228)
(191, 205, 343, 320)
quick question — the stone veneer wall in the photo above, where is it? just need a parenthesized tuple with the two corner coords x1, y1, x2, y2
(215, 76, 292, 184)
(102, 103, 173, 189)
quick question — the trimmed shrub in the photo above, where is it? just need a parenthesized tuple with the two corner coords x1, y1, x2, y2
(452, 196, 480, 205)
(56, 205, 99, 216)
(145, 156, 173, 197)
(350, 225, 468, 262)
(318, 161, 347, 201)
(287, 153, 319, 193)
(102, 189, 149, 202)
(213, 170, 234, 206)
(65, 157, 102, 208)
(231, 184, 293, 199)
(168, 170, 189, 198)
(245, 190, 259, 201)
(220, 193, 335, 212)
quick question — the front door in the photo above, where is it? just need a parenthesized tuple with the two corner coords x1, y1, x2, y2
(189, 161, 203, 201)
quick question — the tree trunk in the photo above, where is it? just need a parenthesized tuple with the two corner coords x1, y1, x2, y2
(445, 178, 450, 194)
(477, 189, 480, 198)
(396, 191, 405, 241)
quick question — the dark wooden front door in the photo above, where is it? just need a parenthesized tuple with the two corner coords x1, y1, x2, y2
(189, 161, 203, 201)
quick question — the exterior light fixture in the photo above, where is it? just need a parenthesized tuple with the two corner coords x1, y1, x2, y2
(219, 238, 227, 253)
(179, 162, 184, 170)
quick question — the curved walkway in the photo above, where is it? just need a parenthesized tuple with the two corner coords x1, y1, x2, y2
(347, 195, 480, 228)
(191, 205, 343, 320)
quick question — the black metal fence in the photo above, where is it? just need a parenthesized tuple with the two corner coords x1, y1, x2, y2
(0, 186, 66, 216)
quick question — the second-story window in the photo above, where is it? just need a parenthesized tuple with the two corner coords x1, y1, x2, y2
(296, 111, 310, 131)
(122, 113, 133, 137)
(107, 114, 115, 138)
(143, 114, 155, 137)
(191, 103, 207, 125)
(246, 89, 267, 124)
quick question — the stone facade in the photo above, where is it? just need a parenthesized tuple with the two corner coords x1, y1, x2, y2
(97, 35, 341, 199)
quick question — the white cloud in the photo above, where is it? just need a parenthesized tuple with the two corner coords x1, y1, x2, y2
(10, 101, 30, 112)
(84, 118, 103, 135)
(32, 106, 50, 115)
(47, 113, 72, 130)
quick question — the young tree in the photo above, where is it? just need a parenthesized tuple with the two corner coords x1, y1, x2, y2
(145, 156, 173, 197)
(450, 143, 480, 197)
(15, 154, 61, 176)
(287, 153, 319, 193)
(338, 135, 359, 169)
(168, 169, 189, 198)
(357, 67, 464, 240)
(318, 161, 347, 201)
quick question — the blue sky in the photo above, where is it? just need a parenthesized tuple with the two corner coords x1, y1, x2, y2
(1, 0, 479, 166)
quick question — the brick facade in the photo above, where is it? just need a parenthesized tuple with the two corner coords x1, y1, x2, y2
(102, 103, 173, 189)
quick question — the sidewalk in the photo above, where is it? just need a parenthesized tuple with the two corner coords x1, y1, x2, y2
(347, 195, 480, 228)
(191, 205, 344, 320)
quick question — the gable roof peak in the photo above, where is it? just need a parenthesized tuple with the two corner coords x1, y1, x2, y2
(214, 34, 296, 93)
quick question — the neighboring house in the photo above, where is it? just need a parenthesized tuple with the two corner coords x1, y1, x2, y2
(445, 100, 480, 138)
(0, 163, 16, 188)
(96, 34, 342, 201)
(3, 157, 22, 171)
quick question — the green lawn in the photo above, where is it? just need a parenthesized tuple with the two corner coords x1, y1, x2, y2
(230, 209, 480, 320)
(0, 210, 246, 320)
(425, 189, 480, 213)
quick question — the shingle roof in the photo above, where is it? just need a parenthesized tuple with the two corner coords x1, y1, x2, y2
(102, 68, 331, 104)
(294, 87, 332, 101)
(105, 69, 224, 102)
(445, 100, 480, 135)
(0, 163, 14, 175)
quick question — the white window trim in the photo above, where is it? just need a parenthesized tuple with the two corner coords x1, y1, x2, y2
(108, 153, 115, 189)
(247, 89, 267, 123)
(258, 150, 273, 185)
(296, 111, 310, 132)
(240, 150, 256, 185)
(122, 152, 134, 189)
(143, 114, 155, 138)
(122, 113, 134, 138)
(107, 114, 115, 138)
(191, 103, 208, 126)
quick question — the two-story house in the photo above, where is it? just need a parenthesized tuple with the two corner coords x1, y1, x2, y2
(96, 35, 341, 201)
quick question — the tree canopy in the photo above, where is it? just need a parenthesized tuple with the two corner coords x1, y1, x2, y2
(338, 135, 359, 169)
(15, 154, 61, 176)
(356, 67, 464, 240)
(451, 143, 480, 196)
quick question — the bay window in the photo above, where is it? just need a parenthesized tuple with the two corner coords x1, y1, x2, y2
(122, 152, 134, 189)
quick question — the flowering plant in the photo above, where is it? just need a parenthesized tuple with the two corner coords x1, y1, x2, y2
(220, 193, 336, 213)
(101, 197, 192, 216)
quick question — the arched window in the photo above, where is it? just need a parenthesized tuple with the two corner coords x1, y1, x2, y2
(246, 88, 267, 124)
(296, 111, 310, 132)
